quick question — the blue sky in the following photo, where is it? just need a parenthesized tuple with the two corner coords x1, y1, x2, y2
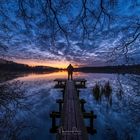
(0, 0, 140, 67)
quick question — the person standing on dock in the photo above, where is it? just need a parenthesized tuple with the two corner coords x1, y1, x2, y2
(67, 64, 74, 80)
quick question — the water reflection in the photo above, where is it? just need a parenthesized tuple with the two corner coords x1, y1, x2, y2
(14, 71, 83, 81)
(93, 81, 112, 107)
(0, 72, 140, 140)
(0, 81, 34, 140)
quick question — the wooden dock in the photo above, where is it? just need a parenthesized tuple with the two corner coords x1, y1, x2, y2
(50, 79, 96, 140)
(59, 80, 88, 140)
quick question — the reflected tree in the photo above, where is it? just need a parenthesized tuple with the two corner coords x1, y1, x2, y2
(0, 81, 35, 140)
(116, 74, 124, 100)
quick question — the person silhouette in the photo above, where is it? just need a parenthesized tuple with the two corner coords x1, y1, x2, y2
(67, 64, 74, 80)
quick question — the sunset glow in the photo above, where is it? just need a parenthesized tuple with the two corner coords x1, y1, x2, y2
(14, 71, 87, 81)
(14, 59, 79, 68)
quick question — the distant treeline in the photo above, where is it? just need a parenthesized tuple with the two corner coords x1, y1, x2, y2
(0, 60, 58, 72)
(75, 65, 140, 74)
(0, 59, 140, 74)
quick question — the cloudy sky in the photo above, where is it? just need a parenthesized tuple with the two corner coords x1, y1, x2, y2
(0, 0, 140, 68)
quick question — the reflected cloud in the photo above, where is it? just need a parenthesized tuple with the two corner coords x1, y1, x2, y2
(0, 72, 140, 140)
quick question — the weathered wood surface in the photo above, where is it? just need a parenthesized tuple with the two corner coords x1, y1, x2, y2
(54, 78, 87, 82)
(57, 80, 88, 140)
(54, 78, 87, 89)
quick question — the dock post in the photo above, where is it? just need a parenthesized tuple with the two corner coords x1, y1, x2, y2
(80, 99, 86, 112)
(60, 90, 65, 99)
(90, 111, 93, 129)
(59, 103, 62, 113)
(56, 99, 63, 112)
(80, 81, 85, 86)
(77, 90, 80, 97)
(62, 90, 64, 99)
(51, 112, 56, 129)
(58, 81, 60, 85)
(52, 116, 56, 128)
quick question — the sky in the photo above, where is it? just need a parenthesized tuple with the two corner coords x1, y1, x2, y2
(0, 0, 140, 68)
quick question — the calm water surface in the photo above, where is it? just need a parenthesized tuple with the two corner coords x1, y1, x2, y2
(0, 71, 140, 140)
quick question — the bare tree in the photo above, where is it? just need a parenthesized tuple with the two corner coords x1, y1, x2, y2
(0, 0, 139, 62)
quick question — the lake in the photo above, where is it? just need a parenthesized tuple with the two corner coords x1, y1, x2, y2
(0, 71, 140, 140)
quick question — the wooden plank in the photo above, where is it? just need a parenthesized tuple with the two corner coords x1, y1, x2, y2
(58, 80, 88, 140)
(54, 78, 87, 82)
(67, 81, 78, 140)
(54, 78, 87, 89)
(54, 79, 67, 82)
(74, 79, 87, 82)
